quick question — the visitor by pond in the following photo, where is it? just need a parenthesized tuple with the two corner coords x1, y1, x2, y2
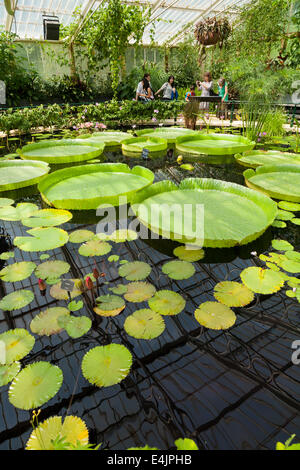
(185, 85, 196, 102)
(218, 77, 229, 119)
(155, 76, 178, 101)
(196, 72, 213, 111)
(136, 73, 154, 102)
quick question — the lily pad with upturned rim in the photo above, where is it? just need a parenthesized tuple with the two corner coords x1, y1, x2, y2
(162, 260, 195, 280)
(21, 208, 72, 228)
(118, 261, 151, 281)
(0, 198, 14, 207)
(30, 307, 70, 336)
(26, 415, 89, 450)
(0, 160, 49, 192)
(124, 309, 165, 339)
(240, 267, 285, 294)
(136, 127, 195, 144)
(81, 344, 132, 387)
(0, 290, 34, 311)
(0, 362, 21, 387)
(148, 290, 186, 316)
(124, 282, 156, 303)
(176, 133, 255, 158)
(194, 301, 236, 330)
(214, 281, 254, 307)
(0, 328, 35, 364)
(0, 261, 36, 282)
(173, 245, 205, 262)
(14, 227, 69, 252)
(122, 136, 167, 157)
(235, 150, 300, 168)
(8, 361, 63, 410)
(34, 260, 70, 282)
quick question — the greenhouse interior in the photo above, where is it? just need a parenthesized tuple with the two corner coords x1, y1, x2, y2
(0, 0, 299, 453)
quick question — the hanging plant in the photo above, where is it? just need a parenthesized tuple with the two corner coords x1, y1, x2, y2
(194, 16, 231, 47)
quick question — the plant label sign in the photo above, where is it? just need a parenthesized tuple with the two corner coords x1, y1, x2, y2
(61, 279, 75, 292)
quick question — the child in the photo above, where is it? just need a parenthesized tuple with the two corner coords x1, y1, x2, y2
(217, 78, 229, 119)
(185, 85, 196, 102)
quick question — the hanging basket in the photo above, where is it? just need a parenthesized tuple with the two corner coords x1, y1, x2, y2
(194, 17, 231, 47)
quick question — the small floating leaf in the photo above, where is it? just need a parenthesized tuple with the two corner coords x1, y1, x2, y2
(95, 294, 125, 311)
(272, 220, 286, 228)
(276, 210, 294, 221)
(0, 203, 38, 221)
(278, 201, 300, 211)
(148, 290, 186, 316)
(9, 361, 63, 410)
(30, 307, 70, 336)
(40, 254, 50, 260)
(69, 230, 94, 244)
(14, 227, 69, 252)
(214, 281, 254, 307)
(271, 239, 294, 251)
(119, 261, 151, 281)
(194, 301, 236, 330)
(180, 164, 194, 171)
(124, 282, 156, 303)
(173, 245, 205, 262)
(109, 229, 138, 243)
(93, 305, 125, 317)
(78, 239, 111, 257)
(35, 260, 70, 282)
(21, 209, 72, 228)
(175, 438, 199, 450)
(162, 260, 195, 280)
(81, 344, 132, 387)
(0, 328, 35, 364)
(0, 261, 36, 282)
(0, 362, 21, 386)
(240, 267, 285, 294)
(124, 308, 165, 339)
(285, 251, 300, 262)
(68, 300, 83, 312)
(0, 290, 34, 311)
(291, 218, 300, 225)
(26, 415, 89, 450)
(280, 259, 300, 273)
(0, 251, 14, 260)
(109, 284, 128, 295)
(58, 315, 91, 339)
(108, 255, 120, 262)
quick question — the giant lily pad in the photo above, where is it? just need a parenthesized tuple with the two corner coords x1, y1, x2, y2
(78, 239, 111, 257)
(0, 362, 21, 387)
(81, 344, 132, 387)
(136, 127, 195, 144)
(122, 137, 167, 158)
(14, 227, 69, 252)
(124, 309, 165, 339)
(35, 260, 70, 282)
(0, 197, 14, 206)
(22, 208, 72, 227)
(244, 164, 300, 202)
(8, 361, 63, 410)
(26, 415, 89, 450)
(214, 281, 254, 307)
(0, 328, 35, 364)
(38, 163, 154, 210)
(240, 267, 285, 294)
(0, 261, 36, 282)
(176, 133, 254, 163)
(148, 290, 186, 316)
(131, 178, 277, 248)
(124, 282, 156, 303)
(0, 290, 34, 311)
(118, 261, 151, 281)
(162, 260, 195, 280)
(235, 150, 300, 168)
(0, 202, 38, 221)
(18, 139, 104, 164)
(30, 307, 70, 336)
(194, 301, 236, 330)
(80, 131, 130, 149)
(0, 160, 49, 192)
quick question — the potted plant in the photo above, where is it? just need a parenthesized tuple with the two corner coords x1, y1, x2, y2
(194, 16, 231, 47)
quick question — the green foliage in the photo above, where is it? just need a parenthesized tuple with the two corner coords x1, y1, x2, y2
(276, 434, 300, 450)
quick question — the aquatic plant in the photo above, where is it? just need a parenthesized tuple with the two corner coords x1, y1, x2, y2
(0, 328, 35, 364)
(124, 309, 165, 340)
(118, 261, 151, 281)
(30, 307, 70, 336)
(0, 290, 34, 311)
(214, 281, 254, 307)
(14, 227, 69, 252)
(0, 261, 36, 282)
(148, 290, 186, 316)
(162, 260, 195, 280)
(194, 301, 236, 330)
(124, 282, 156, 303)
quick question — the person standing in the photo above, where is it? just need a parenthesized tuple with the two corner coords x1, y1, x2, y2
(217, 77, 229, 119)
(196, 72, 213, 111)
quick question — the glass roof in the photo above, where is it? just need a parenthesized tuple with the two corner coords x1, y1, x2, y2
(0, 0, 248, 44)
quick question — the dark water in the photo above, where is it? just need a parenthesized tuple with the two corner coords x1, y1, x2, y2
(0, 136, 299, 450)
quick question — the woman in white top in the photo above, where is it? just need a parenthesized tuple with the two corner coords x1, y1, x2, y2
(155, 76, 177, 101)
(136, 74, 154, 102)
(196, 72, 213, 110)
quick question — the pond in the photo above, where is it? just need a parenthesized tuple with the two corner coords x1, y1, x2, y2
(0, 133, 299, 450)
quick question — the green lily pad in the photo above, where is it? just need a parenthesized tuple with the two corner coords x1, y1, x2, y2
(8, 361, 63, 410)
(0, 160, 49, 191)
(124, 282, 156, 303)
(50, 279, 84, 300)
(14, 227, 69, 252)
(40, 254, 50, 260)
(21, 208, 72, 228)
(272, 220, 286, 228)
(271, 239, 294, 251)
(0, 261, 36, 282)
(280, 259, 300, 273)
(276, 210, 294, 221)
(109, 284, 128, 295)
(35, 260, 70, 282)
(108, 255, 120, 262)
(26, 415, 89, 450)
(0, 198, 14, 207)
(194, 301, 236, 330)
(278, 201, 300, 211)
(266, 262, 280, 271)
(180, 164, 194, 171)
(240, 267, 285, 294)
(69, 230, 95, 243)
(0, 328, 35, 364)
(285, 251, 300, 262)
(148, 290, 186, 316)
(58, 315, 91, 339)
(0, 290, 34, 311)
(175, 438, 199, 450)
(291, 218, 300, 225)
(95, 294, 125, 311)
(118, 261, 151, 281)
(109, 229, 138, 243)
(173, 245, 205, 262)
(0, 251, 14, 260)
(214, 281, 254, 307)
(81, 344, 132, 387)
(124, 309, 165, 339)
(78, 239, 111, 257)
(93, 305, 125, 317)
(30, 307, 70, 336)
(0, 203, 38, 221)
(162, 260, 195, 280)
(286, 290, 296, 298)
(68, 300, 83, 312)
(0, 362, 21, 386)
